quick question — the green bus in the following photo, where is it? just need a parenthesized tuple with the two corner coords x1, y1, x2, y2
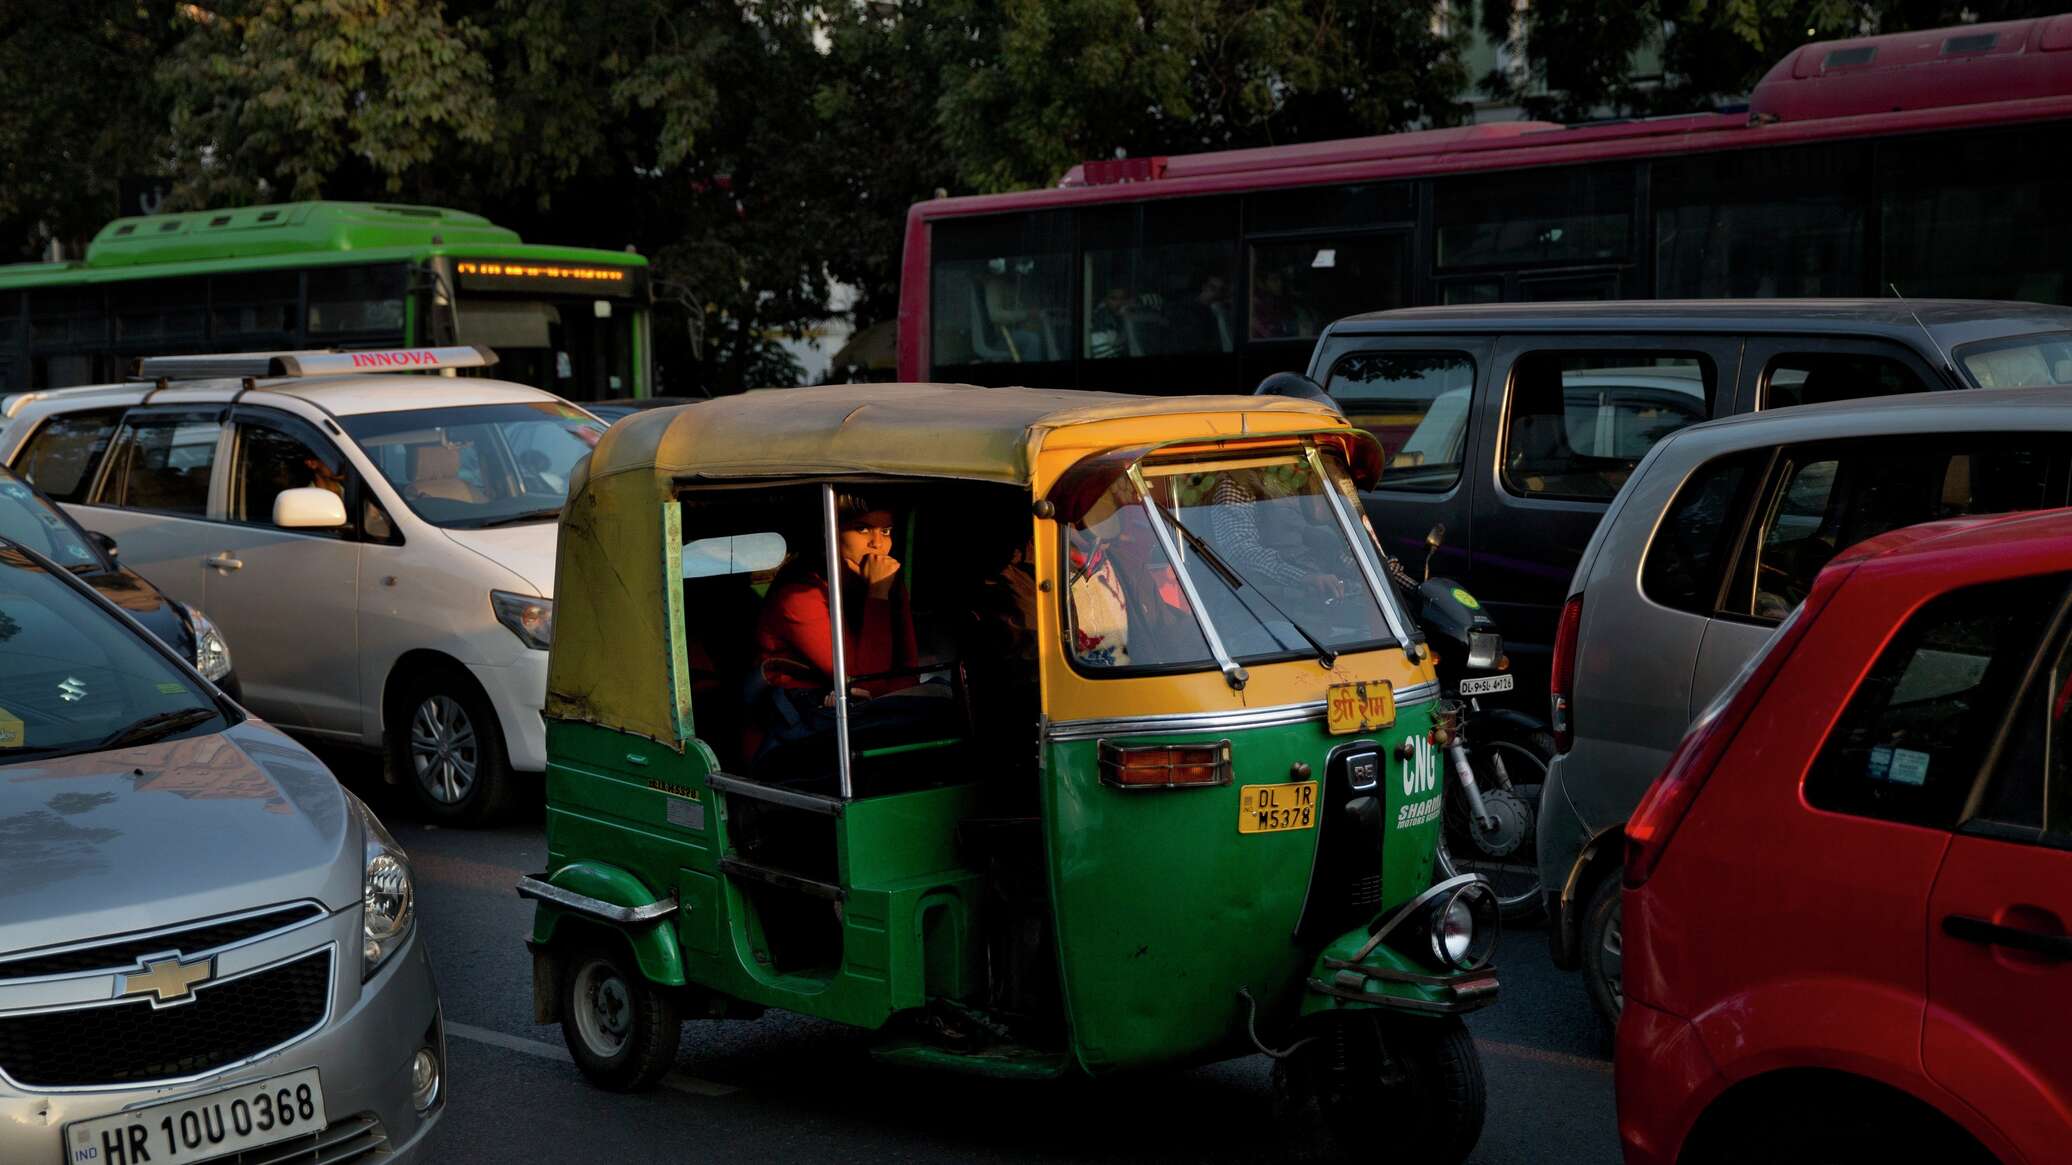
(0, 201, 653, 401)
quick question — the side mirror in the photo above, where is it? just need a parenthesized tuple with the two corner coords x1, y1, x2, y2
(274, 487, 349, 530)
(89, 530, 118, 560)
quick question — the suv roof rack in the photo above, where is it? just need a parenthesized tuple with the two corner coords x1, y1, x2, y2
(132, 345, 498, 382)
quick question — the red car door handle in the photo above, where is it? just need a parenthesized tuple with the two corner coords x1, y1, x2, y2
(1943, 914, 2072, 960)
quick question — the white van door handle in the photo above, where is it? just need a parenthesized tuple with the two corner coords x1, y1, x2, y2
(204, 553, 244, 572)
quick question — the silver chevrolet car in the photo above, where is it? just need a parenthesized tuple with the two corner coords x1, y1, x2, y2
(0, 536, 443, 1162)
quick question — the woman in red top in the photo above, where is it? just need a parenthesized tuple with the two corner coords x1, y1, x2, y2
(754, 494, 918, 697)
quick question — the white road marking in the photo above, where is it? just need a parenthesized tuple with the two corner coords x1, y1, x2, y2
(446, 1021, 739, 1096)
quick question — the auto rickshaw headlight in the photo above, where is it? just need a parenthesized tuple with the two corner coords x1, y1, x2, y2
(1428, 881, 1498, 971)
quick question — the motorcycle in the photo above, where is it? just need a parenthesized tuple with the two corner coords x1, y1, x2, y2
(1391, 524, 1554, 921)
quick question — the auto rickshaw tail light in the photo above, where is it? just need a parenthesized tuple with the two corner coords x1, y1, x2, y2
(1098, 740, 1234, 789)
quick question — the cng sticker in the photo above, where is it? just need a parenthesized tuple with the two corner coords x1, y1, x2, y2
(1395, 734, 1442, 830)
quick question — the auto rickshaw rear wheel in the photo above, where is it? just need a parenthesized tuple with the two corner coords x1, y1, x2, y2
(559, 940, 683, 1092)
(1270, 1012, 1485, 1165)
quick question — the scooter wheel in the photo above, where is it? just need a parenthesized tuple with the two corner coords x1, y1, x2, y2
(560, 940, 683, 1092)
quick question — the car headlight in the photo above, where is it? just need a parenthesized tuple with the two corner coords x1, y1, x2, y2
(491, 590, 553, 651)
(185, 604, 234, 682)
(1427, 880, 1498, 971)
(352, 794, 415, 979)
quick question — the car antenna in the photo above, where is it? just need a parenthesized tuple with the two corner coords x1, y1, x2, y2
(1889, 282, 1962, 389)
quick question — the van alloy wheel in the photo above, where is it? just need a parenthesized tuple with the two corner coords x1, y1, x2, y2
(410, 694, 478, 805)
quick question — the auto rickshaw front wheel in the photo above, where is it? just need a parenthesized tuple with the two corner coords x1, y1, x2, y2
(559, 940, 683, 1092)
(1271, 1012, 1486, 1165)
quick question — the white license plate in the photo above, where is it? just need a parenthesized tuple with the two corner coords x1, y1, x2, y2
(1457, 673, 1515, 697)
(65, 1068, 325, 1165)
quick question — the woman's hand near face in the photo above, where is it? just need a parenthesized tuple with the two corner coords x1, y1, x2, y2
(860, 553, 902, 599)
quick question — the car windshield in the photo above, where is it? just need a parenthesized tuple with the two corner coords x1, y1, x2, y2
(0, 545, 225, 761)
(340, 401, 605, 529)
(0, 472, 102, 570)
(1065, 452, 1400, 672)
(1955, 331, 2072, 388)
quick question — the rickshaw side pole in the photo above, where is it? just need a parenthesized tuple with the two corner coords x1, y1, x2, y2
(1304, 444, 1420, 657)
(821, 483, 855, 800)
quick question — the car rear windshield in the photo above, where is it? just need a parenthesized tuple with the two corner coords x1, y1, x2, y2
(1955, 331, 2072, 388)
(0, 546, 224, 760)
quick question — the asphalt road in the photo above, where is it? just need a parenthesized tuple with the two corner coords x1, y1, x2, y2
(329, 752, 1619, 1164)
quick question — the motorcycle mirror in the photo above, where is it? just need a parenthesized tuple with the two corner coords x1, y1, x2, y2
(1426, 523, 1446, 550)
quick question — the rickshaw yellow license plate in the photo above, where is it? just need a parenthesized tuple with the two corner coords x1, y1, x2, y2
(1326, 680, 1396, 735)
(1239, 781, 1319, 834)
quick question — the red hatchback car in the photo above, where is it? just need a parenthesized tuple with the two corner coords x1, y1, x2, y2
(1617, 508, 2072, 1165)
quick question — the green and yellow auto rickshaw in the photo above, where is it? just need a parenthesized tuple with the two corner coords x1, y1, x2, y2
(520, 384, 1499, 1162)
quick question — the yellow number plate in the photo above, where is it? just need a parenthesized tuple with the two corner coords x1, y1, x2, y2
(1326, 680, 1396, 735)
(1239, 781, 1319, 834)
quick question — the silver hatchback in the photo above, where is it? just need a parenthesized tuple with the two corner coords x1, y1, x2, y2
(0, 538, 443, 1162)
(1539, 373, 2072, 1027)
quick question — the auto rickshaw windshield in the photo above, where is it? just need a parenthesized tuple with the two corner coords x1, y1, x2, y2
(1066, 450, 1404, 672)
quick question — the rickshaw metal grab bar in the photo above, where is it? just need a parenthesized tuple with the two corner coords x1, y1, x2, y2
(523, 385, 1501, 1165)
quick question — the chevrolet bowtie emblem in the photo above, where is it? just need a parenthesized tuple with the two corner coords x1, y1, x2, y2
(119, 953, 216, 1007)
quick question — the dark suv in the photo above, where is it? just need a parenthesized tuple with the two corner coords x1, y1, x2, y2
(1303, 299, 2072, 689)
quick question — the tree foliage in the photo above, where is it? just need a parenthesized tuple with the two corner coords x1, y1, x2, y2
(1480, 0, 2068, 120)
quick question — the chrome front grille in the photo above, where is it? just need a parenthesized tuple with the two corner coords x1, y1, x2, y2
(0, 904, 327, 982)
(230, 1113, 389, 1164)
(0, 948, 333, 1088)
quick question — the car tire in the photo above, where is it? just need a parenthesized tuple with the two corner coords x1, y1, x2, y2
(1582, 870, 1623, 1030)
(389, 666, 516, 826)
(1685, 1088, 1997, 1165)
(559, 941, 682, 1093)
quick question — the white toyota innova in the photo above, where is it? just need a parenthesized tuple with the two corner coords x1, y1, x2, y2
(0, 347, 603, 823)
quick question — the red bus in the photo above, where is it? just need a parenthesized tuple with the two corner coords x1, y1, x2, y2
(898, 16, 2072, 391)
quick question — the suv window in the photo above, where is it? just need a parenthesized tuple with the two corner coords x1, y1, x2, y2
(1726, 440, 2057, 623)
(230, 414, 351, 535)
(1324, 351, 1476, 493)
(1763, 352, 1933, 409)
(96, 410, 223, 517)
(1976, 627, 2072, 842)
(1808, 575, 2066, 829)
(15, 409, 124, 503)
(1640, 452, 1763, 615)
(1503, 351, 1713, 501)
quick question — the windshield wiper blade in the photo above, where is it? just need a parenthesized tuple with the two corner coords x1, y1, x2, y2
(96, 707, 218, 750)
(465, 508, 563, 529)
(1144, 495, 1344, 669)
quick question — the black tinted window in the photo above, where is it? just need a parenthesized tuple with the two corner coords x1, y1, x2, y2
(931, 212, 1072, 374)
(15, 409, 124, 502)
(1654, 144, 1870, 298)
(1975, 630, 2072, 841)
(1763, 352, 1932, 409)
(1641, 453, 1760, 616)
(1435, 164, 1633, 270)
(306, 264, 406, 337)
(1324, 352, 1476, 493)
(1808, 576, 2065, 829)
(1502, 351, 1713, 501)
(1081, 198, 1237, 358)
(98, 411, 223, 516)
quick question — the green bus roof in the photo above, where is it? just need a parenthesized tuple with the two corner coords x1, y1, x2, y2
(0, 201, 648, 288)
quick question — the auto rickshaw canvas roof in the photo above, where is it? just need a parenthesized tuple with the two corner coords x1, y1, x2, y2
(579, 382, 1363, 491)
(548, 382, 1374, 752)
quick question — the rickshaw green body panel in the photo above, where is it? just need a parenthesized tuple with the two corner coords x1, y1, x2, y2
(540, 720, 987, 1030)
(1043, 697, 1441, 1074)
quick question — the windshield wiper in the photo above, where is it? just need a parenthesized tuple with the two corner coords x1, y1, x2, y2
(95, 706, 218, 751)
(1143, 496, 1346, 669)
(463, 508, 563, 530)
